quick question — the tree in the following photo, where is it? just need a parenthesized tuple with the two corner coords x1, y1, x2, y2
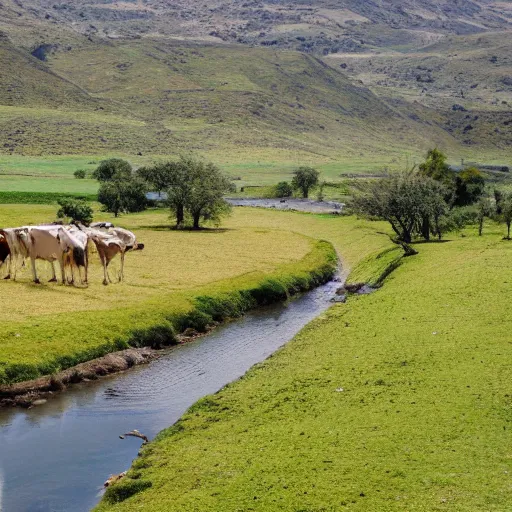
(166, 159, 194, 227)
(497, 192, 512, 239)
(453, 167, 485, 207)
(137, 164, 174, 196)
(74, 169, 86, 179)
(56, 198, 93, 225)
(352, 171, 448, 243)
(418, 148, 451, 182)
(98, 177, 148, 217)
(476, 194, 492, 236)
(274, 181, 293, 198)
(183, 160, 233, 229)
(291, 167, 319, 198)
(93, 158, 132, 182)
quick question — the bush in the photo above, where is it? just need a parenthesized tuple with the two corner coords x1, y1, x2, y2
(274, 181, 293, 198)
(74, 168, 87, 179)
(56, 198, 94, 225)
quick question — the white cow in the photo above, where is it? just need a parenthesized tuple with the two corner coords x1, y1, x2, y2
(17, 227, 66, 284)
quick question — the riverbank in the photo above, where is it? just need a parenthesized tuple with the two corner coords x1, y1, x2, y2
(96, 222, 512, 511)
(0, 207, 394, 388)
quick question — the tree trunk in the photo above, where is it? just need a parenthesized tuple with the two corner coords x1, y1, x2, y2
(176, 204, 184, 226)
(508, 222, 511, 239)
(303, 188, 308, 198)
(401, 230, 412, 244)
(193, 213, 200, 230)
(421, 216, 430, 241)
(479, 218, 484, 236)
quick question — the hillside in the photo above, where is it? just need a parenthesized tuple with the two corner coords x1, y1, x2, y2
(0, 36, 469, 163)
(2, 0, 510, 54)
(0, 0, 509, 173)
(324, 30, 512, 151)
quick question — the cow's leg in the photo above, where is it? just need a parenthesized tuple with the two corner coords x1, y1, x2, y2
(119, 251, 125, 282)
(99, 251, 109, 286)
(4, 254, 11, 279)
(48, 261, 57, 282)
(84, 246, 89, 285)
(30, 257, 40, 284)
(58, 256, 66, 284)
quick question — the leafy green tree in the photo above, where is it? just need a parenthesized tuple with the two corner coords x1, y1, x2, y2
(98, 177, 148, 217)
(93, 158, 132, 182)
(74, 169, 86, 179)
(352, 171, 448, 243)
(497, 192, 512, 239)
(184, 160, 233, 229)
(291, 167, 319, 198)
(137, 164, 174, 196)
(56, 198, 93, 225)
(453, 167, 485, 207)
(476, 194, 492, 236)
(418, 148, 451, 182)
(274, 181, 293, 198)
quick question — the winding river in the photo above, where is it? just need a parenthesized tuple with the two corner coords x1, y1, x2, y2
(0, 280, 339, 512)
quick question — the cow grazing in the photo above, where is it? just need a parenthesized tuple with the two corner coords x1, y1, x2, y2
(90, 222, 114, 229)
(88, 231, 127, 285)
(0, 234, 10, 274)
(60, 227, 89, 285)
(0, 228, 30, 280)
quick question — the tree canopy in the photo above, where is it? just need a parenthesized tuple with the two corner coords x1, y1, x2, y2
(351, 171, 449, 243)
(93, 158, 133, 182)
(97, 177, 148, 217)
(291, 167, 319, 198)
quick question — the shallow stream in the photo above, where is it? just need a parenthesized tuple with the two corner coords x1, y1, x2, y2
(0, 280, 338, 512)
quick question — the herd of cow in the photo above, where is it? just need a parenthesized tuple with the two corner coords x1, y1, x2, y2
(0, 222, 143, 286)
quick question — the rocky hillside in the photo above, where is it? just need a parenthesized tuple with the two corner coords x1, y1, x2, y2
(1, 0, 510, 53)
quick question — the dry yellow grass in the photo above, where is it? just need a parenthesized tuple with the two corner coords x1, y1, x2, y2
(0, 206, 313, 321)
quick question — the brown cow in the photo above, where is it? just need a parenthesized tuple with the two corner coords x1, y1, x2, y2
(0, 234, 10, 275)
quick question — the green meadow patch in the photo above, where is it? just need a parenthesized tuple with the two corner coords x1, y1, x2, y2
(96, 219, 512, 511)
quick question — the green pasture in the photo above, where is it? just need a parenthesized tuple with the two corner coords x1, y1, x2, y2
(96, 214, 512, 511)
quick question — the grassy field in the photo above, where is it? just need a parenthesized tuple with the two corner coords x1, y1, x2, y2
(95, 216, 512, 511)
(0, 206, 398, 385)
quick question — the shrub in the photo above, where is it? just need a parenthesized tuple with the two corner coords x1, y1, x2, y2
(74, 168, 87, 179)
(56, 198, 93, 225)
(274, 181, 293, 198)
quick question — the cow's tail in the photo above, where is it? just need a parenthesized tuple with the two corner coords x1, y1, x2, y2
(73, 246, 86, 268)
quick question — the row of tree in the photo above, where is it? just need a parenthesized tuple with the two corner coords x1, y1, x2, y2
(352, 149, 512, 243)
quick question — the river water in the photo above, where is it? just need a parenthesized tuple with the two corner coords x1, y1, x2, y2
(0, 281, 338, 512)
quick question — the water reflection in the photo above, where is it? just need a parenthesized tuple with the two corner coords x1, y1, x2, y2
(0, 281, 338, 512)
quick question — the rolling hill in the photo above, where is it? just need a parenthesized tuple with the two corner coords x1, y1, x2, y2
(0, 0, 509, 175)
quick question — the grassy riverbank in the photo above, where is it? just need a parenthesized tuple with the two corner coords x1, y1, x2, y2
(96, 220, 512, 511)
(0, 207, 341, 385)
(0, 207, 396, 386)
